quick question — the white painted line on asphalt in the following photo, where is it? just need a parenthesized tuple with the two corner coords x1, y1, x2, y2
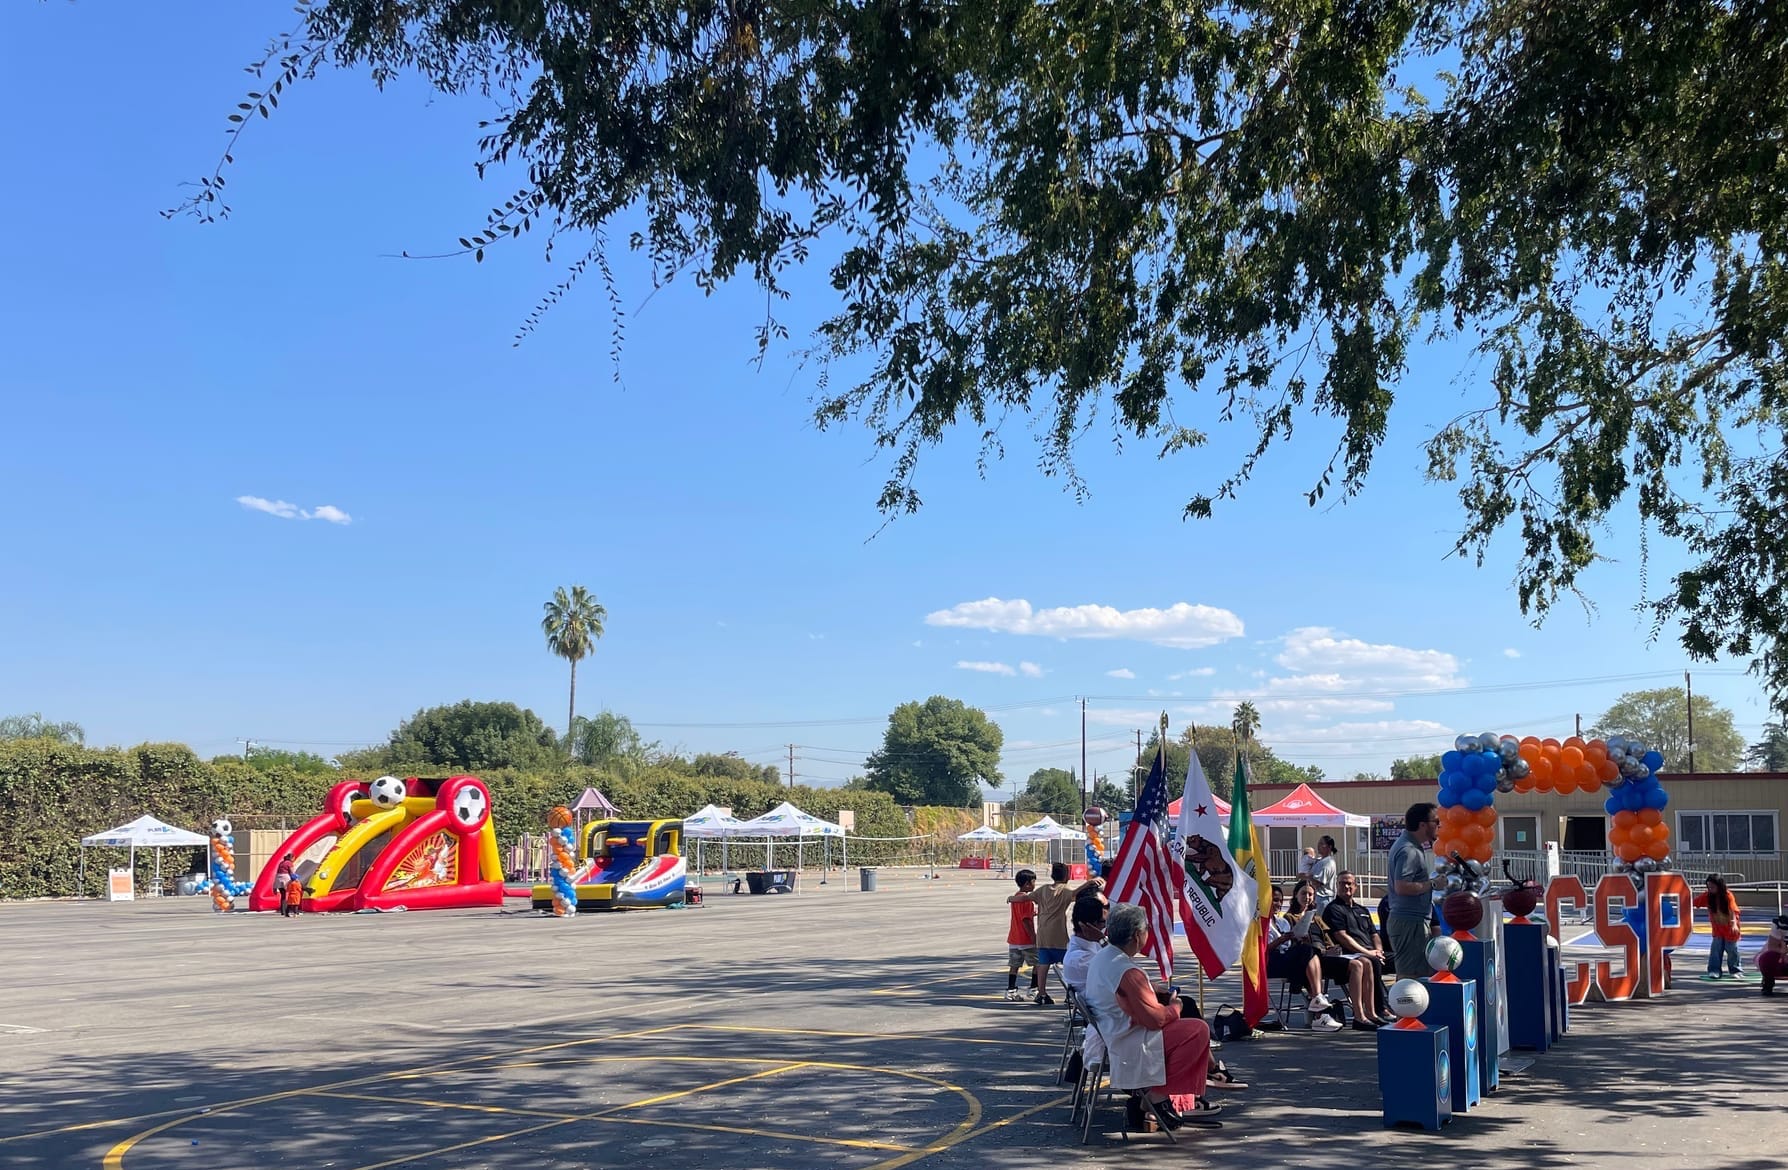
(0, 1023, 47, 1034)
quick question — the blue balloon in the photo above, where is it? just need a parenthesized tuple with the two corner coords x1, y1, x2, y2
(1461, 787, 1489, 811)
(1623, 787, 1646, 811)
(1439, 769, 1465, 790)
(1441, 750, 1464, 772)
(1645, 787, 1669, 809)
(1642, 750, 1664, 771)
(1603, 795, 1621, 816)
(1437, 787, 1461, 808)
(1475, 770, 1498, 792)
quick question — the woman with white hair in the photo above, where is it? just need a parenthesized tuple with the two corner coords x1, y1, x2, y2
(1083, 902, 1224, 1130)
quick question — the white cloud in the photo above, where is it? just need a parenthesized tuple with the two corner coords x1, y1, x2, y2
(236, 496, 352, 525)
(1168, 667, 1216, 680)
(1106, 668, 1136, 679)
(1502, 648, 1521, 659)
(1019, 662, 1045, 678)
(956, 660, 1017, 676)
(925, 597, 1244, 649)
(1275, 627, 1463, 690)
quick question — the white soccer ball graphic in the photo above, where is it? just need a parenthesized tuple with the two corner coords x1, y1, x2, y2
(1387, 978, 1430, 1020)
(450, 786, 488, 831)
(210, 818, 233, 839)
(1426, 935, 1465, 973)
(369, 776, 408, 808)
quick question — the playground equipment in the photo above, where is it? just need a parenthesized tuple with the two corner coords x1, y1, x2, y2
(248, 775, 506, 913)
(531, 817, 687, 912)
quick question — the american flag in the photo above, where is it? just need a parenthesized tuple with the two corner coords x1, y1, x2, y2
(1106, 744, 1186, 979)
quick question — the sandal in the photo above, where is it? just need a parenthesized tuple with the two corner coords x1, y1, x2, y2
(1207, 1061, 1249, 1090)
(1180, 1097, 1225, 1127)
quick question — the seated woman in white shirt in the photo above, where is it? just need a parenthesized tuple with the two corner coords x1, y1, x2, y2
(1083, 903, 1224, 1129)
(1062, 895, 1107, 995)
(1288, 879, 1385, 1027)
(1265, 884, 1338, 1030)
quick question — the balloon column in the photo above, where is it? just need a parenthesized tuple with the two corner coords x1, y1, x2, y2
(199, 818, 252, 912)
(546, 805, 579, 917)
(1083, 805, 1106, 876)
(1438, 731, 1673, 878)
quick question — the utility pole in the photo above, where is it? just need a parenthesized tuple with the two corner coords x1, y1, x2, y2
(237, 738, 255, 760)
(787, 743, 796, 788)
(1135, 728, 1144, 804)
(1574, 713, 1582, 738)
(1080, 697, 1088, 814)
(1685, 670, 1697, 774)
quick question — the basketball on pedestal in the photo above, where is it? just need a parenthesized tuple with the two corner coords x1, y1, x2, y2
(1443, 891, 1484, 938)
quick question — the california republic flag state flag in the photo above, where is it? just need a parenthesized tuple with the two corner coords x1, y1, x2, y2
(1173, 749, 1257, 977)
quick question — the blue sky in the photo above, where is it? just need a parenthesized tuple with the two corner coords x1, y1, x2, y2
(0, 3, 1772, 792)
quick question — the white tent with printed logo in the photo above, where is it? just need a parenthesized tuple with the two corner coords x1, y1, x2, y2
(79, 815, 210, 898)
(733, 801, 845, 870)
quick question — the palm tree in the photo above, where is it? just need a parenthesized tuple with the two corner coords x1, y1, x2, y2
(1233, 701, 1261, 744)
(541, 585, 607, 738)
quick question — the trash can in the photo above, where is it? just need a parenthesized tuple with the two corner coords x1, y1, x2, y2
(859, 867, 878, 892)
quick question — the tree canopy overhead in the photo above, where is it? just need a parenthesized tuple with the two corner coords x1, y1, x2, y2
(176, 1, 1788, 705)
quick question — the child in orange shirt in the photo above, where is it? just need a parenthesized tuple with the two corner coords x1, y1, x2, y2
(1004, 869, 1039, 1001)
(1693, 874, 1742, 979)
(283, 879, 305, 918)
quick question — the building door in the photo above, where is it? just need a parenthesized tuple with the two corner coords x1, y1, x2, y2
(1501, 815, 1539, 853)
(1561, 816, 1606, 852)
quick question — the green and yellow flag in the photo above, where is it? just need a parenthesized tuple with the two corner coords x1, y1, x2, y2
(1227, 752, 1272, 1025)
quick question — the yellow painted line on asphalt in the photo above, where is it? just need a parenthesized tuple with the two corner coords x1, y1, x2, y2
(862, 1092, 1073, 1170)
(339, 1064, 813, 1170)
(594, 1113, 916, 1153)
(310, 1090, 579, 1120)
(695, 1022, 1058, 1049)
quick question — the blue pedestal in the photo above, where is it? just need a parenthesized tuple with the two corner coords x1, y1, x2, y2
(1378, 1023, 1452, 1131)
(1455, 937, 1500, 1092)
(1420, 977, 1482, 1113)
(1505, 921, 1553, 1051)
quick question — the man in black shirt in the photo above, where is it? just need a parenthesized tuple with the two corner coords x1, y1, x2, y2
(1320, 871, 1391, 1028)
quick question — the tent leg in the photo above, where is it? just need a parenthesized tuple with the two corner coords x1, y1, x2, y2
(78, 847, 86, 899)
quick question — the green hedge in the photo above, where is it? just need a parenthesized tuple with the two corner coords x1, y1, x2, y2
(0, 743, 919, 898)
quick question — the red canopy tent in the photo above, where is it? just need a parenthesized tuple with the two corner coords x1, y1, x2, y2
(1251, 783, 1368, 828)
(1166, 793, 1230, 819)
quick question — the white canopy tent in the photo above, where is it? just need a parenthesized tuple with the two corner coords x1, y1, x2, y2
(958, 824, 1007, 862)
(79, 815, 210, 897)
(1006, 815, 1089, 871)
(682, 804, 746, 875)
(732, 801, 845, 871)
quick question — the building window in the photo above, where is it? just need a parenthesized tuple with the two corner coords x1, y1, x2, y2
(1676, 811, 1779, 856)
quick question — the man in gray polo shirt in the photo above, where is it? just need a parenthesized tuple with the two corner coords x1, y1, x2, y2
(1385, 803, 1441, 978)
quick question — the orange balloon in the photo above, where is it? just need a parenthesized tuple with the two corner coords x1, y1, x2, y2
(1519, 743, 1543, 765)
(1646, 839, 1669, 860)
(1613, 809, 1638, 828)
(1608, 826, 1631, 847)
(1561, 745, 1585, 768)
(1653, 823, 1670, 842)
(1448, 805, 1475, 826)
(1618, 843, 1643, 862)
(1520, 735, 1542, 749)
(1473, 842, 1495, 863)
(1556, 772, 1579, 795)
(1474, 806, 1497, 827)
(1638, 808, 1662, 826)
(1597, 759, 1619, 783)
(1564, 736, 1586, 751)
(1585, 740, 1608, 763)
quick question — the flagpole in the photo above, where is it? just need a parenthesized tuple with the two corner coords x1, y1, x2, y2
(1186, 718, 1207, 1014)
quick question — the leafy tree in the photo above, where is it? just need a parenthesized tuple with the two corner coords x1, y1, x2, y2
(1745, 722, 1788, 773)
(174, 2, 1788, 707)
(1022, 767, 1082, 819)
(541, 585, 606, 737)
(1390, 754, 1445, 781)
(382, 700, 561, 772)
(566, 710, 658, 776)
(689, 751, 782, 786)
(240, 747, 337, 776)
(0, 713, 84, 745)
(864, 696, 1003, 807)
(1233, 703, 1262, 743)
(1089, 776, 1134, 815)
(1593, 687, 1746, 774)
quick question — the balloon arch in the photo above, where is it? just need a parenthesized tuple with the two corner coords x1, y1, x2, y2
(1434, 732, 1672, 875)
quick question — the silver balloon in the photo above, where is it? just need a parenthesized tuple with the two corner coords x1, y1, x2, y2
(1607, 735, 1628, 755)
(1496, 774, 1516, 793)
(1455, 734, 1475, 753)
(1478, 733, 1500, 751)
(1444, 873, 1465, 893)
(1499, 739, 1519, 761)
(1511, 758, 1531, 777)
(1633, 857, 1658, 873)
(1657, 855, 1673, 870)
(1626, 737, 1647, 757)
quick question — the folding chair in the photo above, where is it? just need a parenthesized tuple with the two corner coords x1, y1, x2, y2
(1056, 985, 1086, 1084)
(1076, 999, 1176, 1144)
